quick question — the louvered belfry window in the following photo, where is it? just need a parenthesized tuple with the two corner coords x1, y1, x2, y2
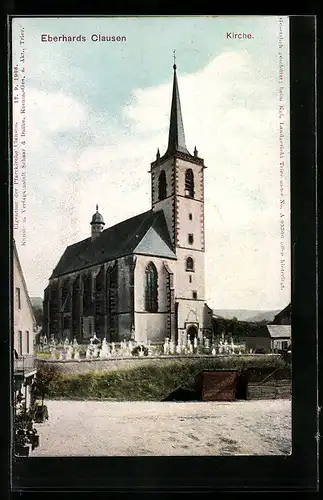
(145, 262, 158, 312)
(185, 169, 194, 198)
(158, 170, 167, 200)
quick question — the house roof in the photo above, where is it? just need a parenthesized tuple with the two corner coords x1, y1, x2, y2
(248, 324, 291, 338)
(13, 240, 37, 326)
(50, 209, 176, 279)
(266, 325, 291, 338)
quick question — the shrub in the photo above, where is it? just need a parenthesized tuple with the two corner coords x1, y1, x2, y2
(36, 352, 52, 359)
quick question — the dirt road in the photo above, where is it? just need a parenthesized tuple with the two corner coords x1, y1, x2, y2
(32, 399, 291, 456)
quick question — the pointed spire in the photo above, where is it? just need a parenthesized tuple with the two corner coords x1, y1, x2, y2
(166, 52, 189, 156)
(194, 146, 198, 157)
(156, 148, 160, 160)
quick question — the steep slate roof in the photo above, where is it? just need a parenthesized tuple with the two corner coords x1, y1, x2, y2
(272, 303, 291, 324)
(166, 64, 190, 156)
(151, 64, 204, 168)
(50, 209, 176, 279)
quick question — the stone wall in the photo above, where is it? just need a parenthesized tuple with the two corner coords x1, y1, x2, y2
(37, 353, 285, 376)
(38, 356, 210, 375)
(247, 381, 292, 400)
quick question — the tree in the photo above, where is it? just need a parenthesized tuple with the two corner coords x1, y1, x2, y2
(33, 307, 43, 327)
(230, 317, 238, 336)
(33, 363, 59, 408)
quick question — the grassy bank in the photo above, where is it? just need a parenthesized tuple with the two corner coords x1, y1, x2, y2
(42, 355, 290, 401)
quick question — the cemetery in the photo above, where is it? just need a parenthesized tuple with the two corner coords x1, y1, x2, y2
(37, 332, 252, 363)
(34, 332, 291, 403)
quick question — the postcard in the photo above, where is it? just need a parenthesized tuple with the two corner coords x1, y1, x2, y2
(11, 16, 291, 459)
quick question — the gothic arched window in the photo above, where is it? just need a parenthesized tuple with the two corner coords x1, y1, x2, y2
(186, 257, 194, 272)
(158, 170, 167, 200)
(145, 262, 158, 312)
(185, 169, 194, 198)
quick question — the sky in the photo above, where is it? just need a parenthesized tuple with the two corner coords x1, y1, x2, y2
(11, 16, 290, 310)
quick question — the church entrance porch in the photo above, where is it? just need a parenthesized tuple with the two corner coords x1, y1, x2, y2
(186, 324, 199, 343)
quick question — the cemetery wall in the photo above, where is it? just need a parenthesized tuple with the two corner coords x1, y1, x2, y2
(37, 354, 284, 376)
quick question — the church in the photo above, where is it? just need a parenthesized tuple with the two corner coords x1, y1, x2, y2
(43, 61, 213, 344)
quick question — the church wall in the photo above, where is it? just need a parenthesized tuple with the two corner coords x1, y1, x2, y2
(174, 247, 205, 300)
(46, 278, 60, 338)
(117, 313, 133, 340)
(133, 255, 174, 343)
(134, 255, 172, 312)
(45, 257, 135, 342)
(175, 158, 205, 251)
(134, 313, 167, 343)
(117, 256, 133, 313)
(115, 256, 134, 339)
(176, 196, 204, 250)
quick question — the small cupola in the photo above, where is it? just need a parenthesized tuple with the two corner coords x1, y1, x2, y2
(90, 204, 105, 240)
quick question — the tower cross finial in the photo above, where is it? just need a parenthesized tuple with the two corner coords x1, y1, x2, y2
(173, 49, 176, 69)
(96, 204, 98, 212)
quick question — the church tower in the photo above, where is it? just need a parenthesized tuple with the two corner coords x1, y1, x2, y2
(150, 58, 208, 341)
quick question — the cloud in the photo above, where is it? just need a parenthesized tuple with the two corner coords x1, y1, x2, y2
(27, 88, 87, 137)
(14, 48, 290, 310)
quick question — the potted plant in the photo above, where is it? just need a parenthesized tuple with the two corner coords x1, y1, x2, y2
(14, 408, 39, 456)
(15, 427, 30, 456)
(32, 401, 49, 423)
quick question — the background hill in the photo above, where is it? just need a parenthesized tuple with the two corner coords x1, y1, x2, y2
(30, 297, 43, 309)
(30, 297, 43, 327)
(212, 309, 280, 323)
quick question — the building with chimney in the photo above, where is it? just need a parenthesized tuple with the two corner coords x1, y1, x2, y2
(43, 62, 212, 344)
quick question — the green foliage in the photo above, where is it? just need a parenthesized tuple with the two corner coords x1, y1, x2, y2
(34, 362, 61, 402)
(32, 307, 43, 327)
(36, 352, 60, 359)
(45, 355, 289, 401)
(211, 316, 264, 338)
(14, 408, 39, 450)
